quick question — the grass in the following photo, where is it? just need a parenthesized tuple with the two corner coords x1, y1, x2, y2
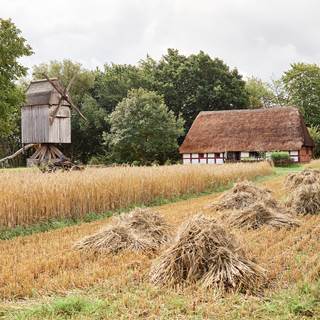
(4, 281, 320, 319)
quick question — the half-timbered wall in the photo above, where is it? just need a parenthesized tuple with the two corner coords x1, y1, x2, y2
(182, 153, 225, 164)
(182, 149, 311, 164)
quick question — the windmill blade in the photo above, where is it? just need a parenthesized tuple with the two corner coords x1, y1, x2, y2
(42, 73, 87, 121)
(66, 73, 77, 92)
(69, 98, 87, 121)
(49, 74, 78, 124)
(50, 96, 64, 124)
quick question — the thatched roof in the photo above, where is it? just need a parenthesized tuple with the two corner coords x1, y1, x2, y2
(25, 79, 70, 107)
(179, 107, 314, 153)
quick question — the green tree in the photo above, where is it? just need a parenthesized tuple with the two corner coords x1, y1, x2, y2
(308, 125, 320, 158)
(0, 19, 32, 138)
(282, 63, 320, 126)
(105, 88, 184, 164)
(70, 95, 108, 163)
(245, 77, 275, 108)
(141, 49, 249, 131)
(32, 60, 96, 105)
(92, 63, 149, 114)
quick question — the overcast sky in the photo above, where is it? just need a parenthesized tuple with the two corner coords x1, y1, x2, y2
(2, 0, 320, 81)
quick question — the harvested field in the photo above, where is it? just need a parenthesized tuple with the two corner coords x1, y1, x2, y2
(0, 175, 319, 302)
(0, 162, 272, 227)
(150, 214, 265, 292)
(74, 208, 171, 254)
(1, 166, 320, 319)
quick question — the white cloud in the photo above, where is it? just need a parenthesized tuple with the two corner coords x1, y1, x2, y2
(2, 0, 320, 80)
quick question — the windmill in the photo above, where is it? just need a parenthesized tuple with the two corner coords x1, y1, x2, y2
(0, 75, 87, 168)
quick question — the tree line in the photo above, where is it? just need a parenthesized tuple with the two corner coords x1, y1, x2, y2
(1, 19, 320, 166)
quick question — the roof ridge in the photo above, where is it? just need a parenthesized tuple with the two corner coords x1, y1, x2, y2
(199, 106, 298, 115)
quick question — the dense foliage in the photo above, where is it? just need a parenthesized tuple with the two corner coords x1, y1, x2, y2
(105, 89, 184, 164)
(0, 19, 32, 162)
(308, 126, 320, 158)
(282, 63, 320, 127)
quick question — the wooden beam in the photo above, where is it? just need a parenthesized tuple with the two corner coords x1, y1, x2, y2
(0, 144, 35, 163)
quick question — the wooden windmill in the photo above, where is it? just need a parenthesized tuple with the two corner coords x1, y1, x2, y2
(0, 75, 86, 167)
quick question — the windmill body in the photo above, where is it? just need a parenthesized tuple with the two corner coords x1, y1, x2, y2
(21, 78, 72, 166)
(22, 79, 71, 144)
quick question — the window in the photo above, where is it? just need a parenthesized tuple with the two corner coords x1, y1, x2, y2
(249, 152, 259, 158)
(199, 153, 205, 159)
(214, 153, 220, 158)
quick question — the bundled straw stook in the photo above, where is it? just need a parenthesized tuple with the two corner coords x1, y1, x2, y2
(285, 169, 320, 215)
(285, 169, 320, 191)
(211, 180, 299, 229)
(286, 183, 320, 215)
(74, 208, 171, 254)
(211, 181, 277, 211)
(223, 202, 300, 229)
(150, 215, 265, 293)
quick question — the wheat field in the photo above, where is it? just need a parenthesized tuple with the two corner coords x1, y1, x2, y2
(0, 162, 272, 227)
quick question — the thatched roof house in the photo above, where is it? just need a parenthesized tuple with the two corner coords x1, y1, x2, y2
(179, 107, 314, 164)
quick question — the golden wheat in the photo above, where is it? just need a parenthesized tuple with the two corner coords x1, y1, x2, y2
(0, 162, 272, 227)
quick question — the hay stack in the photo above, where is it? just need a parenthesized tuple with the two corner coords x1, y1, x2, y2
(74, 208, 171, 254)
(286, 183, 320, 215)
(211, 181, 277, 211)
(223, 202, 300, 229)
(285, 169, 320, 191)
(150, 215, 265, 292)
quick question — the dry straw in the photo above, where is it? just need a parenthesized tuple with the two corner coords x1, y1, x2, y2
(74, 208, 171, 254)
(286, 183, 320, 215)
(150, 215, 265, 293)
(285, 169, 320, 191)
(212, 181, 299, 229)
(223, 202, 299, 229)
(285, 169, 320, 215)
(210, 180, 277, 211)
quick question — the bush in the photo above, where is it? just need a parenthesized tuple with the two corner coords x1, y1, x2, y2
(271, 152, 291, 166)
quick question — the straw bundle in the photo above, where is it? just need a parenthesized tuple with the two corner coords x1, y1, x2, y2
(150, 215, 265, 292)
(286, 183, 320, 215)
(211, 181, 277, 211)
(223, 202, 300, 229)
(74, 208, 171, 254)
(285, 169, 320, 191)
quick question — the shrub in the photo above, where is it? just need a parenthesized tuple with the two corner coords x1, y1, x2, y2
(271, 152, 291, 166)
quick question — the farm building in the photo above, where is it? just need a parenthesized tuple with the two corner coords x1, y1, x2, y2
(179, 107, 314, 164)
